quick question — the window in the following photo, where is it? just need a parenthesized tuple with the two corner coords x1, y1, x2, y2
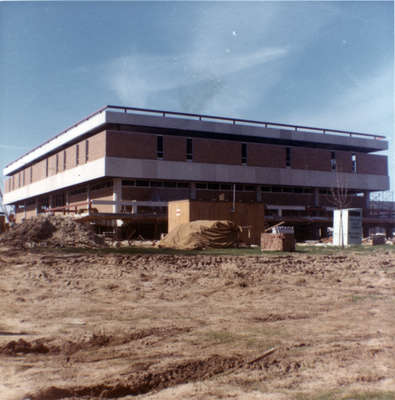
(45, 158, 49, 177)
(22, 170, 25, 186)
(186, 138, 192, 160)
(163, 181, 177, 188)
(85, 140, 89, 162)
(196, 183, 207, 189)
(136, 180, 149, 187)
(63, 150, 67, 170)
(76, 144, 80, 166)
(241, 143, 247, 164)
(157, 136, 163, 159)
(18, 172, 21, 187)
(208, 183, 220, 190)
(56, 154, 59, 173)
(352, 153, 357, 173)
(286, 148, 291, 167)
(244, 185, 255, 191)
(177, 182, 189, 188)
(122, 180, 135, 186)
(150, 181, 163, 187)
(220, 184, 232, 190)
(331, 151, 336, 171)
(30, 167, 33, 183)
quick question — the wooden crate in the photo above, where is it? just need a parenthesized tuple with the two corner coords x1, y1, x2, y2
(261, 233, 295, 252)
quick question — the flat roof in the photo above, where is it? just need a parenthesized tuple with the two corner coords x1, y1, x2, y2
(4, 105, 388, 176)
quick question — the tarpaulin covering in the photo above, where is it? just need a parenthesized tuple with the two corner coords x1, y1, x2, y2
(157, 220, 240, 250)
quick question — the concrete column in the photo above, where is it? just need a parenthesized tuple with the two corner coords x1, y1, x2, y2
(113, 178, 122, 213)
(49, 194, 54, 209)
(35, 198, 39, 216)
(278, 208, 282, 217)
(314, 188, 319, 207)
(24, 201, 26, 220)
(363, 191, 370, 216)
(190, 182, 197, 200)
(256, 186, 262, 202)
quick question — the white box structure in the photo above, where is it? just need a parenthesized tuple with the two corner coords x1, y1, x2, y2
(333, 208, 362, 246)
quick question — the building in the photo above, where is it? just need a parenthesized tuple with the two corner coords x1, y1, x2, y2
(2, 105, 391, 239)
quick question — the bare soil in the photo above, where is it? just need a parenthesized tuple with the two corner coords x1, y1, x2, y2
(0, 246, 394, 399)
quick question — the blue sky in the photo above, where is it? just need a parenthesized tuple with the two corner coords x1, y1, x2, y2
(0, 1, 393, 192)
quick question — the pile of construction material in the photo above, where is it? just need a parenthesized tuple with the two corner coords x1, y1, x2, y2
(261, 225, 295, 252)
(157, 220, 240, 250)
(0, 215, 105, 248)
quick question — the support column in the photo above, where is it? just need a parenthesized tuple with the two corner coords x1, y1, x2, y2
(24, 201, 26, 220)
(190, 182, 197, 200)
(113, 178, 122, 213)
(314, 188, 319, 207)
(35, 198, 39, 216)
(363, 191, 370, 216)
(256, 186, 262, 202)
(87, 183, 91, 213)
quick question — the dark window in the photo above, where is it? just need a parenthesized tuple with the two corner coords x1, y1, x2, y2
(136, 180, 149, 187)
(186, 138, 193, 160)
(157, 136, 163, 159)
(63, 150, 67, 170)
(30, 167, 33, 183)
(56, 154, 59, 173)
(177, 182, 189, 188)
(331, 151, 336, 171)
(294, 187, 303, 193)
(196, 183, 207, 189)
(272, 186, 282, 192)
(85, 140, 89, 162)
(241, 143, 247, 164)
(163, 181, 177, 188)
(150, 181, 162, 187)
(208, 183, 220, 190)
(22, 170, 25, 186)
(18, 172, 21, 187)
(261, 186, 271, 192)
(220, 184, 232, 190)
(244, 185, 255, 191)
(236, 184, 243, 191)
(286, 148, 291, 167)
(45, 158, 49, 177)
(76, 144, 80, 166)
(352, 153, 357, 173)
(122, 180, 135, 186)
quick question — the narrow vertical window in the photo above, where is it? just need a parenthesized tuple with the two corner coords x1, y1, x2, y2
(30, 167, 33, 183)
(12, 175, 15, 190)
(18, 172, 21, 187)
(45, 158, 49, 177)
(85, 140, 89, 162)
(22, 170, 25, 186)
(286, 147, 291, 167)
(331, 151, 336, 171)
(56, 154, 59, 173)
(63, 150, 67, 171)
(157, 136, 163, 159)
(241, 143, 247, 164)
(186, 138, 193, 160)
(351, 153, 357, 173)
(76, 144, 79, 166)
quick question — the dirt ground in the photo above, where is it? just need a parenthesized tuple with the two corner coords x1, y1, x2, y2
(1, 246, 395, 400)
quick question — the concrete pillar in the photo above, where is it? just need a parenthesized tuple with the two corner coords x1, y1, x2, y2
(278, 208, 282, 217)
(35, 198, 39, 216)
(363, 191, 370, 216)
(24, 201, 26, 220)
(113, 178, 122, 213)
(256, 186, 262, 202)
(190, 182, 196, 200)
(314, 188, 319, 207)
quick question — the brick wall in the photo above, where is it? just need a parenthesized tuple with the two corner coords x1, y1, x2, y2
(106, 130, 156, 159)
(291, 148, 331, 171)
(163, 136, 186, 162)
(356, 153, 388, 175)
(247, 143, 286, 168)
(193, 138, 241, 164)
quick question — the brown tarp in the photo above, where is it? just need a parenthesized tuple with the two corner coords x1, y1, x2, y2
(157, 220, 241, 250)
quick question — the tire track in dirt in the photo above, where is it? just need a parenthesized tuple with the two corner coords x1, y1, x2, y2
(27, 355, 243, 399)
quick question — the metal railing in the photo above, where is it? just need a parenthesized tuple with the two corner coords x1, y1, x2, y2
(6, 104, 385, 169)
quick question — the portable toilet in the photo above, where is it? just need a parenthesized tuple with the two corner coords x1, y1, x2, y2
(333, 208, 362, 246)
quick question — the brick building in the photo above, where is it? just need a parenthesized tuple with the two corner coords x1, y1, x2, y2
(2, 105, 390, 239)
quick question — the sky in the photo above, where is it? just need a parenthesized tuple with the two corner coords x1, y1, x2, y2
(0, 1, 394, 195)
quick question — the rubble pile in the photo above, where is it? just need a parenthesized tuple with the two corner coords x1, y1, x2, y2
(0, 215, 105, 248)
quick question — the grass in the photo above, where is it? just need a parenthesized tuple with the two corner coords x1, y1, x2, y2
(34, 243, 395, 257)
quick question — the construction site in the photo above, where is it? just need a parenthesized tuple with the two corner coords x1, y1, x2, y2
(1, 106, 395, 399)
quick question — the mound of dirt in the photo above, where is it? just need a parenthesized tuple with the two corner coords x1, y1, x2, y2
(157, 220, 240, 250)
(0, 215, 105, 248)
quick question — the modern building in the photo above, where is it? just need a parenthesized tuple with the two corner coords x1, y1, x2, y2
(2, 105, 390, 239)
